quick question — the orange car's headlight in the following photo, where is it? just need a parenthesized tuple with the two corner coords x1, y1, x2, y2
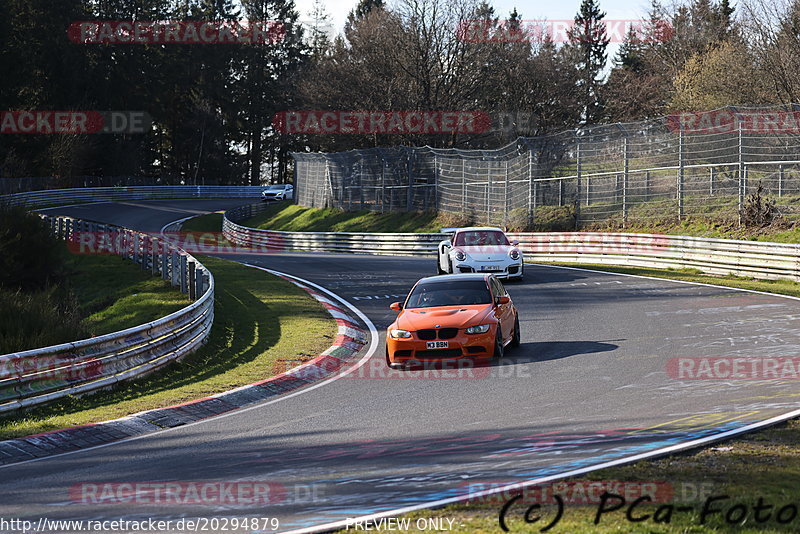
(465, 324, 491, 334)
(389, 329, 412, 339)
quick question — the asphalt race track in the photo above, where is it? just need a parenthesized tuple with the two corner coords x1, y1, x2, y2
(3, 199, 800, 532)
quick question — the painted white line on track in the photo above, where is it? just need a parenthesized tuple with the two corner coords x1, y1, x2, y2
(0, 217, 379, 471)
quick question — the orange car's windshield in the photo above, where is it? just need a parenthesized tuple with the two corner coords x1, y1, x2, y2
(405, 280, 492, 309)
(453, 231, 510, 247)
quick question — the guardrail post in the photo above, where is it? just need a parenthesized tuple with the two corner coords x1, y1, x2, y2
(779, 164, 784, 198)
(151, 237, 158, 275)
(162, 251, 169, 280)
(677, 128, 684, 220)
(133, 234, 140, 266)
(171, 251, 179, 286)
(532, 180, 538, 228)
(188, 261, 196, 300)
(180, 255, 188, 294)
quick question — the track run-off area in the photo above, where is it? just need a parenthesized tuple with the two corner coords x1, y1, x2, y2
(2, 199, 800, 533)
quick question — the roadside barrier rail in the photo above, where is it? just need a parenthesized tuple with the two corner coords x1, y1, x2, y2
(224, 204, 800, 281)
(0, 215, 214, 413)
(0, 185, 263, 209)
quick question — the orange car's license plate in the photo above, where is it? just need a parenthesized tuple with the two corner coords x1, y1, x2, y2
(426, 341, 449, 349)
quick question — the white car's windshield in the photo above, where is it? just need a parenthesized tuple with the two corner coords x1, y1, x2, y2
(267, 185, 287, 190)
(454, 231, 509, 247)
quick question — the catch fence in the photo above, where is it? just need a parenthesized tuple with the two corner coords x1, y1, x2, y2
(292, 105, 800, 228)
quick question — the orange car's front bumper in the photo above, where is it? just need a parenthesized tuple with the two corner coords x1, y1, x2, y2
(385, 330, 495, 365)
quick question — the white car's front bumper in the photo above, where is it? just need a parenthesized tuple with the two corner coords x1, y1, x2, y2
(452, 258, 523, 279)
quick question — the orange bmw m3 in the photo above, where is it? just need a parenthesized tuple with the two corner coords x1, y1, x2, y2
(385, 273, 520, 368)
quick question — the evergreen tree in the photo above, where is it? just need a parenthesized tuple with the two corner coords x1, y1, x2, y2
(566, 0, 609, 124)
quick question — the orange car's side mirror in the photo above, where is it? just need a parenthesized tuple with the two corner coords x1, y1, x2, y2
(496, 296, 510, 305)
(390, 302, 403, 311)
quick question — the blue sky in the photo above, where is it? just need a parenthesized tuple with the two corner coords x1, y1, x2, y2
(294, 0, 656, 34)
(294, 0, 657, 64)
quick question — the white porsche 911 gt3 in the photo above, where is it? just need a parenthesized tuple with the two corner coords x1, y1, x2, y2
(437, 227, 524, 281)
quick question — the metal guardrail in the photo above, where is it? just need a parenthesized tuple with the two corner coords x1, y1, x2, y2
(0, 185, 263, 209)
(224, 205, 800, 281)
(223, 203, 445, 256)
(0, 215, 215, 413)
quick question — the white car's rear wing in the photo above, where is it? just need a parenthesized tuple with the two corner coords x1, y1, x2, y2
(439, 227, 461, 234)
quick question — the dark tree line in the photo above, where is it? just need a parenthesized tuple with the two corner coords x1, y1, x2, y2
(0, 0, 797, 182)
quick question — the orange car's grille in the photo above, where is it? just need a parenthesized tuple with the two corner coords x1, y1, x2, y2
(438, 328, 458, 339)
(414, 349, 462, 359)
(416, 328, 459, 340)
(417, 329, 436, 340)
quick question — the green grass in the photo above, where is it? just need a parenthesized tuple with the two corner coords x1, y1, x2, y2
(0, 248, 188, 354)
(0, 255, 336, 439)
(180, 212, 225, 233)
(66, 251, 190, 335)
(242, 202, 464, 233)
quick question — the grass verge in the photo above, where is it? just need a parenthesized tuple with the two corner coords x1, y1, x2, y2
(336, 263, 800, 533)
(241, 202, 464, 233)
(0, 255, 336, 439)
(0, 247, 189, 354)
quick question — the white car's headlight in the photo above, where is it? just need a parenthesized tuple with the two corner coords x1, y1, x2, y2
(465, 324, 491, 334)
(454, 249, 467, 261)
(509, 249, 520, 260)
(390, 329, 412, 339)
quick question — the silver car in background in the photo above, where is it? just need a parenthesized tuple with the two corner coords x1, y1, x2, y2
(261, 184, 294, 201)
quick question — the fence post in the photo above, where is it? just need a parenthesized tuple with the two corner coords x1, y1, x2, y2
(503, 160, 510, 229)
(406, 151, 413, 211)
(779, 164, 784, 198)
(738, 115, 745, 225)
(486, 164, 492, 225)
(558, 178, 564, 206)
(677, 128, 684, 220)
(575, 136, 582, 229)
(623, 135, 629, 226)
(709, 167, 715, 195)
(380, 160, 386, 213)
(527, 149, 534, 227)
(462, 158, 467, 214)
(644, 170, 650, 201)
